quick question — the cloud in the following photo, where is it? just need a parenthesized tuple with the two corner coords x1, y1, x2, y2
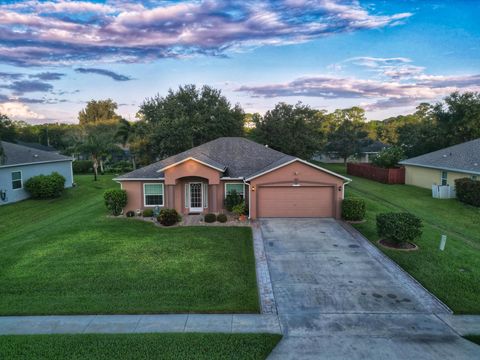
(0, 101, 45, 120)
(236, 72, 480, 110)
(0, 80, 53, 95)
(75, 68, 132, 81)
(0, 72, 23, 80)
(0, 1, 412, 66)
(340, 56, 426, 79)
(29, 72, 65, 81)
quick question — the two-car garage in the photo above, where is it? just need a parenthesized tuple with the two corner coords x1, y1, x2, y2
(256, 185, 335, 218)
(247, 159, 349, 219)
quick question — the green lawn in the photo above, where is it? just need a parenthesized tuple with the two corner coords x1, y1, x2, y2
(0, 175, 259, 315)
(0, 333, 282, 360)
(318, 162, 480, 314)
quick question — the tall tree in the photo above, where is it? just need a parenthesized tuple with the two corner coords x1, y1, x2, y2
(325, 107, 370, 164)
(0, 114, 17, 142)
(250, 102, 326, 159)
(433, 91, 480, 146)
(138, 85, 244, 160)
(115, 118, 139, 169)
(78, 99, 121, 125)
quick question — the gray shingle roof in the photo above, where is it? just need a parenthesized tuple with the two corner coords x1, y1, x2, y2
(117, 137, 296, 179)
(0, 141, 72, 167)
(399, 138, 480, 175)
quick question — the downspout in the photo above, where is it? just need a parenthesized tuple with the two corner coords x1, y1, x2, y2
(342, 180, 352, 200)
(243, 178, 251, 219)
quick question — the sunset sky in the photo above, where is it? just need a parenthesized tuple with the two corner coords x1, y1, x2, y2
(0, 0, 479, 123)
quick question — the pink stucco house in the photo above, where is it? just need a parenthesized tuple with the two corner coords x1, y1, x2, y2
(114, 137, 350, 219)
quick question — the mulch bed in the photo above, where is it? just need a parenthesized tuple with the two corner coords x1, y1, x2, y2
(378, 239, 419, 251)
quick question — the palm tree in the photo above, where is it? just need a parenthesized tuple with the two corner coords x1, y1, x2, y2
(115, 118, 137, 169)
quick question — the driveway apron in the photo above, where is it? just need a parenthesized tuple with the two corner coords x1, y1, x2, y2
(260, 218, 479, 360)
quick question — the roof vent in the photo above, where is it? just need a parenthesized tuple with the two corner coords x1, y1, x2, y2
(265, 144, 269, 148)
(474, 163, 479, 167)
(33, 154, 39, 158)
(442, 154, 447, 158)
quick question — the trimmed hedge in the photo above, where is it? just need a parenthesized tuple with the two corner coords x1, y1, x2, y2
(72, 160, 93, 174)
(204, 213, 216, 223)
(104, 189, 127, 216)
(24, 172, 65, 199)
(376, 212, 422, 245)
(157, 208, 181, 226)
(342, 198, 366, 221)
(455, 178, 480, 207)
(142, 209, 154, 217)
(217, 213, 228, 223)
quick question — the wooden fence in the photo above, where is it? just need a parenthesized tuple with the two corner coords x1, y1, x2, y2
(347, 163, 405, 184)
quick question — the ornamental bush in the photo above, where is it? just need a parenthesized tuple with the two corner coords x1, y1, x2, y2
(455, 178, 480, 207)
(157, 208, 181, 226)
(72, 160, 93, 174)
(376, 212, 422, 245)
(225, 189, 243, 211)
(103, 189, 127, 216)
(143, 208, 154, 217)
(372, 146, 405, 168)
(232, 202, 246, 218)
(204, 213, 216, 223)
(217, 213, 228, 223)
(341, 198, 366, 221)
(24, 172, 66, 199)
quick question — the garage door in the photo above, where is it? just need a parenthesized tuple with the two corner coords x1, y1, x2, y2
(257, 186, 334, 218)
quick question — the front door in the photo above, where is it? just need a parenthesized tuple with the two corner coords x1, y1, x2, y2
(189, 182, 203, 213)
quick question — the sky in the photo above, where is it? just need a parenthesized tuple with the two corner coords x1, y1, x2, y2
(0, 0, 479, 124)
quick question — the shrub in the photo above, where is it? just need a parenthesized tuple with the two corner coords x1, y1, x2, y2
(72, 160, 93, 174)
(103, 189, 127, 216)
(204, 213, 216, 223)
(126, 210, 135, 217)
(455, 178, 480, 207)
(24, 172, 66, 199)
(143, 208, 154, 217)
(217, 213, 228, 223)
(108, 160, 133, 174)
(376, 212, 422, 245)
(225, 189, 243, 211)
(157, 208, 181, 226)
(342, 198, 366, 221)
(372, 146, 405, 168)
(232, 202, 246, 218)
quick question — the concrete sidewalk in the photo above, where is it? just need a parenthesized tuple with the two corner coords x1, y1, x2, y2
(0, 314, 282, 335)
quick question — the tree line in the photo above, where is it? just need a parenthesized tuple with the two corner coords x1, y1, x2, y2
(1, 86, 480, 175)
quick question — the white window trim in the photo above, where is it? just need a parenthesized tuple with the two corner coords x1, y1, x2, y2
(441, 171, 448, 186)
(224, 182, 245, 198)
(143, 183, 164, 207)
(12, 170, 23, 190)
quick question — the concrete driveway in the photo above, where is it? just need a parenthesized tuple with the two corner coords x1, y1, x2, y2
(260, 218, 479, 360)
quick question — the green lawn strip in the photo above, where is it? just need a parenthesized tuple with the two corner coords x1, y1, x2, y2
(0, 175, 259, 315)
(316, 162, 480, 314)
(0, 333, 282, 360)
(464, 335, 480, 346)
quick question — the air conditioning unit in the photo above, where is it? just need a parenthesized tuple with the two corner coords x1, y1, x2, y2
(432, 184, 456, 199)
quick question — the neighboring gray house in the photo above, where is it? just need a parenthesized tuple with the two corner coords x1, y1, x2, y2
(0, 141, 73, 205)
(399, 138, 480, 189)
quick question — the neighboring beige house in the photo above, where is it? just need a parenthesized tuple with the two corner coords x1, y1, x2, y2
(399, 139, 480, 189)
(114, 137, 350, 219)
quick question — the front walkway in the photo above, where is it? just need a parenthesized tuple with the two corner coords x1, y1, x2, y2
(0, 314, 281, 335)
(259, 218, 479, 359)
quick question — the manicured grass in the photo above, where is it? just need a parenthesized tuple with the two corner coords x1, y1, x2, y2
(318, 162, 480, 314)
(0, 333, 282, 360)
(464, 335, 480, 346)
(0, 175, 259, 315)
